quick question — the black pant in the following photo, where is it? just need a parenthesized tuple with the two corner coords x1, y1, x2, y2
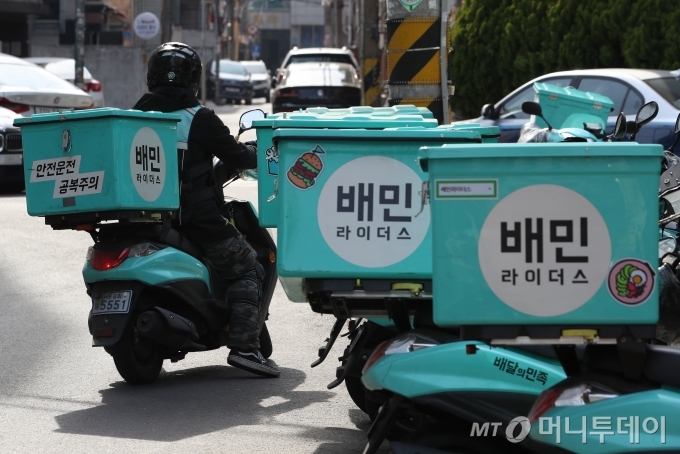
(200, 231, 263, 352)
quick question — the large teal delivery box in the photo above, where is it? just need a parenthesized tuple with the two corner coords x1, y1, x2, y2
(253, 105, 439, 227)
(419, 142, 662, 332)
(15, 108, 180, 218)
(534, 82, 614, 130)
(275, 126, 490, 280)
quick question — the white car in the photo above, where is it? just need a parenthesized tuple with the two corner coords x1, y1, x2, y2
(24, 57, 105, 108)
(0, 53, 93, 116)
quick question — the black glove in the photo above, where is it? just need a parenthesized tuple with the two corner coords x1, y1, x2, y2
(245, 140, 257, 148)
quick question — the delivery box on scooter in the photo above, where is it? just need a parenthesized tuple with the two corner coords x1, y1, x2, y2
(15, 108, 180, 222)
(252, 105, 440, 228)
(420, 142, 662, 334)
(273, 124, 501, 318)
(533, 83, 614, 130)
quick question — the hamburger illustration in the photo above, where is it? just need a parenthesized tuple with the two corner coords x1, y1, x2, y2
(287, 145, 325, 189)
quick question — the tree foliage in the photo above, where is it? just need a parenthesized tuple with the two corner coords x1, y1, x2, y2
(449, 0, 680, 118)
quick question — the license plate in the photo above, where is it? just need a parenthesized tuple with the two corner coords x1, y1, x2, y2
(35, 107, 60, 113)
(224, 87, 240, 93)
(0, 154, 22, 165)
(92, 291, 132, 314)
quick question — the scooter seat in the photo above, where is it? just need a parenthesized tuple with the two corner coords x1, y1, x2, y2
(146, 224, 204, 259)
(644, 344, 680, 388)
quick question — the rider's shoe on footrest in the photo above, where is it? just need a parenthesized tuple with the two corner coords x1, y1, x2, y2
(228, 349, 280, 378)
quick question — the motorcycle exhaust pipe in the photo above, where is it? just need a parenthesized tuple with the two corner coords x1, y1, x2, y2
(136, 311, 205, 351)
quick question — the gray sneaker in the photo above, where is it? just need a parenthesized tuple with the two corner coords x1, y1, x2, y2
(227, 349, 280, 378)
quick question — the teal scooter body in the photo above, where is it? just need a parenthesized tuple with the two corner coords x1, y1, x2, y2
(83, 247, 211, 287)
(530, 388, 680, 453)
(362, 341, 565, 398)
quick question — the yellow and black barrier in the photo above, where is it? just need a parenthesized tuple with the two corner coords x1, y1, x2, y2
(387, 17, 446, 85)
(363, 57, 381, 107)
(388, 96, 443, 123)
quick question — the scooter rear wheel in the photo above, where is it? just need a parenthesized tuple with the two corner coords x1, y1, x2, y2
(110, 317, 164, 385)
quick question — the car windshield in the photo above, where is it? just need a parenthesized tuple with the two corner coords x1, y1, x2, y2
(218, 61, 248, 75)
(644, 77, 680, 109)
(0, 62, 82, 90)
(242, 63, 267, 74)
(287, 54, 354, 66)
(285, 64, 356, 86)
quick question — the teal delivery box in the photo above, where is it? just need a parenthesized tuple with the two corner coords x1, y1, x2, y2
(533, 83, 614, 130)
(275, 126, 490, 280)
(420, 142, 662, 331)
(16, 108, 180, 218)
(253, 105, 439, 228)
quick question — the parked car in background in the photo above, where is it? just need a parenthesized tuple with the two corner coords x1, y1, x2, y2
(273, 47, 359, 88)
(272, 62, 361, 113)
(0, 53, 93, 116)
(0, 106, 24, 191)
(24, 57, 105, 108)
(240, 60, 271, 102)
(207, 59, 254, 105)
(464, 68, 680, 148)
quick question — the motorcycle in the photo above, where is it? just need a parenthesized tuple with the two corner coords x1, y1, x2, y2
(525, 112, 680, 453)
(360, 103, 662, 454)
(82, 109, 277, 384)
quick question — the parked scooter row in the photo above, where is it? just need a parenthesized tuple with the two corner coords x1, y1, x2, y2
(357, 102, 671, 454)
(524, 112, 680, 452)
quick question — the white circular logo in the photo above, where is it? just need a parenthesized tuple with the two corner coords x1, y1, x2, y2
(130, 127, 166, 202)
(478, 184, 611, 316)
(133, 12, 160, 40)
(506, 416, 531, 443)
(317, 156, 430, 268)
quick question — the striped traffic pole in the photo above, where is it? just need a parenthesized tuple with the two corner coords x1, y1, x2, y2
(386, 0, 449, 123)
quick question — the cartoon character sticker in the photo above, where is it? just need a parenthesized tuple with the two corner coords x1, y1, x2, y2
(265, 145, 278, 176)
(287, 144, 325, 190)
(608, 259, 655, 305)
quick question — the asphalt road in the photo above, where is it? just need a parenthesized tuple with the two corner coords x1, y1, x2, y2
(0, 99, 389, 453)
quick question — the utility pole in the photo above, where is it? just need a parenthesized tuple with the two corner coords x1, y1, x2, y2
(385, 0, 449, 123)
(201, 0, 207, 105)
(233, 0, 240, 61)
(361, 0, 380, 106)
(74, 0, 85, 90)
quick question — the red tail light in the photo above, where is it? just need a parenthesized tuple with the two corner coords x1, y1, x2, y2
(527, 388, 562, 423)
(85, 79, 102, 92)
(362, 340, 391, 374)
(0, 97, 30, 114)
(276, 71, 285, 84)
(91, 247, 130, 271)
(276, 88, 299, 98)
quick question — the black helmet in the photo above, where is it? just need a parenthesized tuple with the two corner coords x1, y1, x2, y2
(147, 42, 202, 94)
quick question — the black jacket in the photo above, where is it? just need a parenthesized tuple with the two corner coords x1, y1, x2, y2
(132, 86, 257, 244)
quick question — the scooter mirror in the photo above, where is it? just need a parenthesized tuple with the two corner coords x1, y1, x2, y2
(521, 101, 542, 117)
(612, 112, 627, 140)
(522, 101, 552, 131)
(236, 109, 266, 140)
(635, 101, 659, 128)
(631, 101, 658, 141)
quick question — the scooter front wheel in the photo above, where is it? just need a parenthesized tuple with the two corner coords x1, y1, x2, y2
(110, 316, 164, 385)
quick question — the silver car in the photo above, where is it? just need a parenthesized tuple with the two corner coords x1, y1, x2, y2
(241, 60, 271, 103)
(466, 68, 680, 147)
(24, 57, 106, 108)
(0, 53, 93, 116)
